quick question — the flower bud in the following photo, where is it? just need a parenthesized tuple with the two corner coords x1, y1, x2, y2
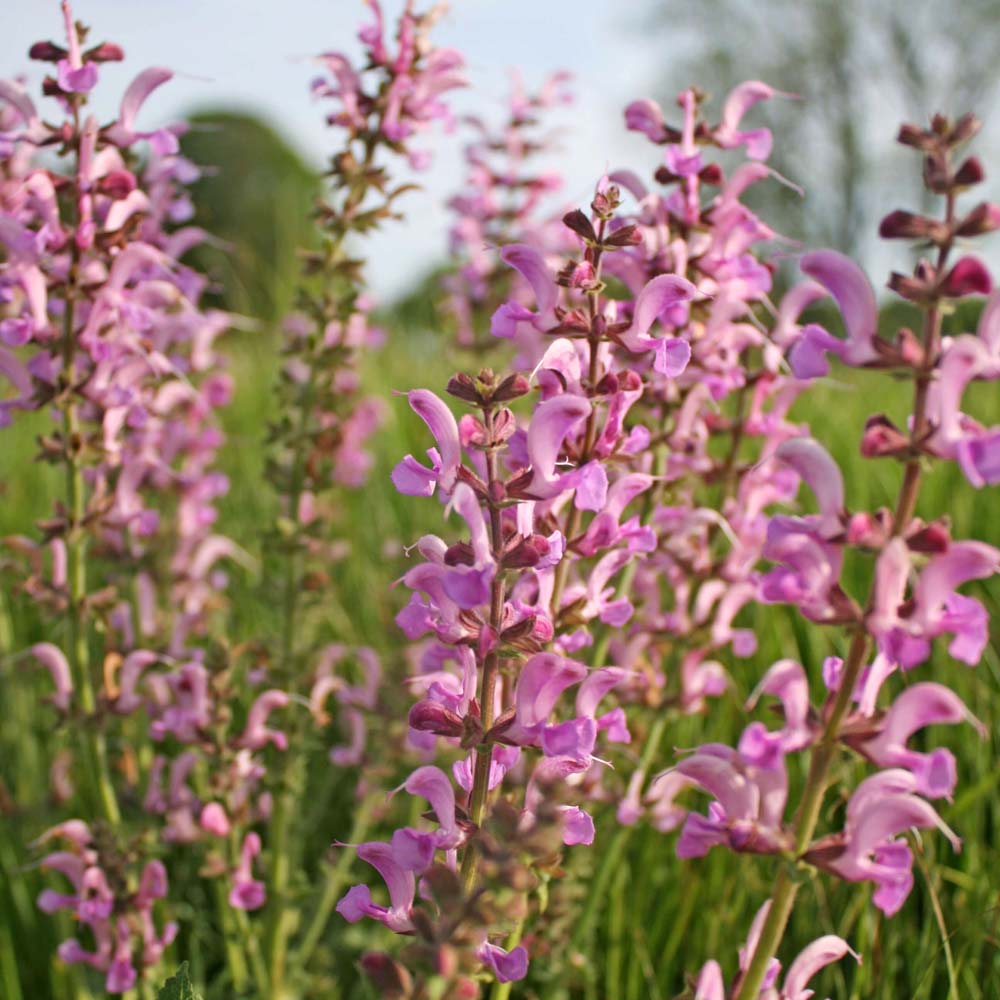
(860, 414, 909, 457)
(888, 268, 934, 303)
(446, 372, 481, 404)
(603, 224, 642, 247)
(562, 209, 596, 243)
(444, 541, 474, 566)
(953, 156, 986, 189)
(653, 164, 679, 185)
(408, 701, 464, 738)
(846, 510, 890, 548)
(906, 520, 952, 553)
(898, 122, 934, 150)
(699, 162, 724, 185)
(503, 536, 550, 569)
(922, 153, 950, 193)
(878, 210, 947, 242)
(595, 372, 620, 395)
(28, 41, 67, 62)
(956, 202, 1000, 237)
(478, 624, 499, 659)
(941, 256, 992, 298)
(950, 112, 981, 146)
(85, 42, 125, 63)
(492, 373, 530, 402)
(895, 327, 925, 367)
(99, 170, 138, 200)
(360, 953, 412, 996)
(619, 369, 643, 392)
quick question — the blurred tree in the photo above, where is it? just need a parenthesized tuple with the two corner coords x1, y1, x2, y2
(180, 111, 320, 328)
(651, 0, 1000, 263)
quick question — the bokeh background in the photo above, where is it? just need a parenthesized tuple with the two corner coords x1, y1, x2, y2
(4, 2, 1000, 998)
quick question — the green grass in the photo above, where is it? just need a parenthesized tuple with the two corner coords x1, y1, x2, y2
(2, 291, 1000, 999)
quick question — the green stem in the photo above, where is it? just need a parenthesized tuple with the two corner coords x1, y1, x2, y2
(461, 409, 506, 892)
(61, 199, 120, 826)
(294, 792, 377, 970)
(232, 903, 271, 995)
(734, 192, 954, 997)
(912, 833, 958, 998)
(264, 136, 380, 995)
(264, 372, 314, 995)
(733, 629, 869, 1000)
(489, 917, 526, 1000)
(572, 714, 670, 954)
(212, 876, 250, 993)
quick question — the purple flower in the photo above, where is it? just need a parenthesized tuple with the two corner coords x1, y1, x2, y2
(790, 250, 880, 373)
(617, 273, 699, 364)
(774, 437, 845, 538)
(713, 81, 790, 161)
(672, 744, 790, 858)
(855, 683, 984, 798)
(694, 902, 856, 999)
(391, 389, 462, 497)
(760, 515, 847, 623)
(624, 98, 669, 142)
(808, 770, 960, 915)
(236, 689, 290, 751)
(28, 642, 73, 712)
(228, 833, 266, 911)
(490, 243, 559, 340)
(478, 940, 529, 983)
(522, 394, 591, 500)
(336, 841, 415, 933)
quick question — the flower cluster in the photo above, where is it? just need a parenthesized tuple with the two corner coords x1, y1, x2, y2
(442, 70, 573, 350)
(3, 3, 998, 998)
(256, 4, 466, 994)
(337, 82, 808, 991)
(34, 821, 177, 993)
(636, 109, 1000, 998)
(692, 902, 858, 999)
(0, 4, 276, 990)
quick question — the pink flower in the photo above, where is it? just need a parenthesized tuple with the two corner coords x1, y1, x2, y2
(478, 941, 529, 983)
(672, 744, 790, 858)
(236, 689, 290, 751)
(336, 841, 415, 933)
(490, 243, 559, 340)
(29, 642, 73, 712)
(713, 81, 791, 161)
(774, 437, 845, 538)
(855, 683, 984, 798)
(391, 389, 461, 497)
(694, 902, 857, 999)
(228, 832, 266, 911)
(521, 394, 591, 500)
(790, 250, 879, 374)
(808, 770, 960, 915)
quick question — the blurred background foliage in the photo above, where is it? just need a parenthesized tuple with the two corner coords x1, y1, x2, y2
(651, 0, 1000, 264)
(4, 5, 1000, 996)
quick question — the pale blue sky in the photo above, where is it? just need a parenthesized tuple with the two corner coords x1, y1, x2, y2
(5, 2, 998, 300)
(2, 1, 663, 297)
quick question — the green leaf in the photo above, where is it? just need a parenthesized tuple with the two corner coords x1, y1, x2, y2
(156, 962, 203, 1000)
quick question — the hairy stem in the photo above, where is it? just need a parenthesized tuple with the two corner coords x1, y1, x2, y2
(264, 137, 379, 993)
(461, 407, 506, 891)
(62, 128, 120, 825)
(734, 192, 956, 999)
